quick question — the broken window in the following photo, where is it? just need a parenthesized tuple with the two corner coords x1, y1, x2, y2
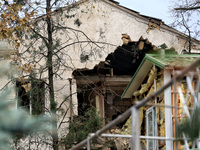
(16, 79, 45, 115)
(146, 106, 158, 150)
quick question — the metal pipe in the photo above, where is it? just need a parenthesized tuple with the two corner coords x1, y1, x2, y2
(131, 107, 140, 150)
(90, 133, 189, 141)
(87, 136, 90, 150)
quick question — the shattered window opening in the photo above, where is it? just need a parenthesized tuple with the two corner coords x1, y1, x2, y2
(16, 79, 45, 115)
(146, 106, 158, 150)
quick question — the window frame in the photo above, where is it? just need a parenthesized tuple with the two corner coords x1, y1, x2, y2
(146, 106, 158, 150)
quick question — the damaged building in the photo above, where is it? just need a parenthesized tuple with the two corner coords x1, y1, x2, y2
(73, 35, 156, 123)
(1, 0, 200, 149)
(121, 52, 200, 150)
(15, 0, 200, 134)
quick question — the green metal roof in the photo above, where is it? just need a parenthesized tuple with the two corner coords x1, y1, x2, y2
(146, 54, 199, 69)
(121, 53, 200, 99)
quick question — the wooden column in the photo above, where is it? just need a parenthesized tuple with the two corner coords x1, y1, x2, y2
(164, 69, 173, 150)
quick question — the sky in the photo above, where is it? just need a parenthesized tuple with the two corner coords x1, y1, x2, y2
(117, 0, 174, 25)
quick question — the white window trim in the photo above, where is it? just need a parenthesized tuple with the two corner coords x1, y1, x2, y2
(146, 106, 158, 150)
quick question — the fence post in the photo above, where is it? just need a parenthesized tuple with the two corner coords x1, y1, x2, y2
(131, 107, 140, 150)
(87, 136, 90, 150)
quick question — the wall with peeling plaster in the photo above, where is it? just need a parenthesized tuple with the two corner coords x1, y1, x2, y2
(68, 0, 200, 57)
(46, 0, 200, 74)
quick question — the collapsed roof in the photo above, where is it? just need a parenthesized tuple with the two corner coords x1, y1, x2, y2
(73, 36, 155, 76)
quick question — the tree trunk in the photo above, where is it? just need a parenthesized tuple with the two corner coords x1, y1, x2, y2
(46, 0, 59, 149)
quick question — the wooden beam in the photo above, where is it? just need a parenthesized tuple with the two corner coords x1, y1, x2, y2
(75, 76, 132, 85)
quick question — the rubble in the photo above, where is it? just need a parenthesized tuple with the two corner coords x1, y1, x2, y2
(146, 19, 164, 34)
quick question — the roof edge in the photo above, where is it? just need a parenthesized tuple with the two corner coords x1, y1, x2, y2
(145, 54, 165, 69)
(121, 56, 148, 99)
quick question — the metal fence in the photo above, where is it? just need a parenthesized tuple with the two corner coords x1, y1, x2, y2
(71, 58, 200, 150)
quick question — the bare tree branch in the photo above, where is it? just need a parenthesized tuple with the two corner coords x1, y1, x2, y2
(175, 6, 200, 11)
